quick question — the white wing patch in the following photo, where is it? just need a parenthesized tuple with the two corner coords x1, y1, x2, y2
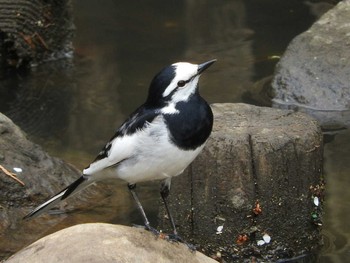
(83, 134, 137, 176)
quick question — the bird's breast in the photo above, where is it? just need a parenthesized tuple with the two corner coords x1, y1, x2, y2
(115, 117, 204, 183)
(164, 96, 213, 150)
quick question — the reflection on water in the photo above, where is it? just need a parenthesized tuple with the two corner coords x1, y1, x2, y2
(321, 130, 350, 262)
(0, 0, 347, 262)
(272, 99, 350, 130)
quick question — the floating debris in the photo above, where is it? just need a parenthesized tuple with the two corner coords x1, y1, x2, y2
(309, 181, 325, 198)
(263, 233, 271, 244)
(257, 240, 265, 246)
(310, 182, 324, 226)
(236, 234, 249, 245)
(257, 233, 271, 246)
(252, 200, 262, 215)
(311, 211, 323, 226)
(268, 55, 281, 60)
(13, 167, 23, 173)
(214, 215, 226, 223)
(0, 165, 25, 186)
(216, 225, 224, 234)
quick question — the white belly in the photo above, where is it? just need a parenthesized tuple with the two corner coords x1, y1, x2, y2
(116, 127, 204, 184)
(83, 116, 206, 184)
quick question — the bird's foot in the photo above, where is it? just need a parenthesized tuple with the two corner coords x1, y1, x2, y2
(132, 225, 196, 251)
(145, 224, 161, 236)
(166, 233, 197, 251)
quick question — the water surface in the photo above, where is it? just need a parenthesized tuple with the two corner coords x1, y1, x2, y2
(0, 0, 348, 262)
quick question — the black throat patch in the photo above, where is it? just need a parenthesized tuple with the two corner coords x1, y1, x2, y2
(164, 95, 213, 150)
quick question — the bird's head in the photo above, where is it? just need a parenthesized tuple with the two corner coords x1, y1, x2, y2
(145, 59, 216, 107)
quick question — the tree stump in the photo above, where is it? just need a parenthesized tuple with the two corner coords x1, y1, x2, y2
(0, 0, 74, 71)
(158, 103, 324, 262)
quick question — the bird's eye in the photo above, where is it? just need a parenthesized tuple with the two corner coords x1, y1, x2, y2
(177, 80, 186, 87)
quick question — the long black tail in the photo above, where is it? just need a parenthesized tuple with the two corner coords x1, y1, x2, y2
(23, 176, 90, 220)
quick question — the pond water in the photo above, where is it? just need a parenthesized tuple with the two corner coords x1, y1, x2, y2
(0, 0, 348, 262)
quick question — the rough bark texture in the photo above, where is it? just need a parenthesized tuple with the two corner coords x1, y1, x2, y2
(5, 223, 217, 263)
(271, 0, 350, 128)
(0, 0, 74, 71)
(158, 103, 324, 262)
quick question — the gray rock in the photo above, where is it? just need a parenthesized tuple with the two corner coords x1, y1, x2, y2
(0, 113, 81, 217)
(5, 223, 217, 263)
(271, 0, 350, 128)
(0, 112, 104, 259)
(158, 103, 324, 262)
(0, 113, 79, 221)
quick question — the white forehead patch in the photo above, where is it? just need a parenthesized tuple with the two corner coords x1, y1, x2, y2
(173, 62, 198, 80)
(162, 62, 198, 98)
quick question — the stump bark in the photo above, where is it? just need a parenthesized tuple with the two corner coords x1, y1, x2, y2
(158, 103, 324, 262)
(0, 0, 74, 71)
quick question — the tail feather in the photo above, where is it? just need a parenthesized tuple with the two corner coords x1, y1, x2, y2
(23, 176, 90, 220)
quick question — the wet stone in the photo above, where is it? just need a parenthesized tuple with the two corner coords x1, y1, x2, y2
(271, 0, 350, 128)
(0, 112, 108, 260)
(5, 223, 217, 263)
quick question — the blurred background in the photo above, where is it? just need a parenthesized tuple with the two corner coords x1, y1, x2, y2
(0, 0, 348, 262)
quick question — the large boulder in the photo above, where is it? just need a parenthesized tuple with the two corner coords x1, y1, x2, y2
(0, 112, 110, 259)
(0, 112, 81, 228)
(158, 103, 324, 262)
(271, 0, 350, 128)
(5, 223, 217, 263)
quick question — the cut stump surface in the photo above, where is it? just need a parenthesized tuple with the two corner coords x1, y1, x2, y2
(158, 103, 323, 262)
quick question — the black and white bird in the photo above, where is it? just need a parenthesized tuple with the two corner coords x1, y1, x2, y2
(24, 59, 216, 242)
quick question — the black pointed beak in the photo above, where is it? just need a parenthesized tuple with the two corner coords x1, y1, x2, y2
(197, 59, 217, 75)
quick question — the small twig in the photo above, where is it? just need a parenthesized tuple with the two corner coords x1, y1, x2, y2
(19, 32, 49, 50)
(34, 32, 49, 50)
(0, 165, 25, 186)
(306, 144, 321, 153)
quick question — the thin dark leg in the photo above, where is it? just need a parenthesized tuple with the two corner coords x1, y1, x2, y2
(128, 183, 159, 236)
(160, 181, 196, 251)
(160, 181, 178, 235)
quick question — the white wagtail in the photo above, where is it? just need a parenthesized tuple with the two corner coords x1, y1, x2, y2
(24, 59, 216, 243)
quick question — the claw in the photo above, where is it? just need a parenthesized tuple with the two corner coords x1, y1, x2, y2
(145, 224, 160, 236)
(133, 224, 196, 251)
